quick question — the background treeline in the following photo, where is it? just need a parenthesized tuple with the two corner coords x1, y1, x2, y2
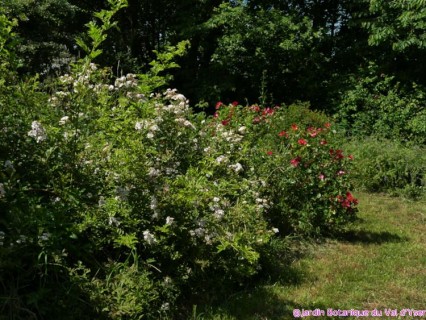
(3, 0, 426, 110)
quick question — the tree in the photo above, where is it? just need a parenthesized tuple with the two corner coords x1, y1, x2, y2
(167, 1, 325, 106)
(2, 0, 92, 75)
(361, 0, 426, 84)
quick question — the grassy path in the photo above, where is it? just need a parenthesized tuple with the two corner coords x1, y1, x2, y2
(199, 193, 426, 319)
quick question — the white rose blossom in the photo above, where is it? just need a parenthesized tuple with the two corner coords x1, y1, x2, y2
(229, 163, 243, 173)
(28, 121, 47, 143)
(213, 209, 224, 219)
(238, 126, 247, 134)
(149, 124, 159, 132)
(166, 216, 175, 225)
(98, 196, 106, 207)
(148, 167, 160, 178)
(216, 155, 228, 164)
(183, 120, 195, 129)
(150, 196, 158, 210)
(59, 116, 69, 125)
(108, 216, 120, 227)
(135, 122, 143, 131)
(16, 235, 27, 244)
(143, 230, 156, 245)
(161, 302, 170, 311)
(39, 232, 51, 241)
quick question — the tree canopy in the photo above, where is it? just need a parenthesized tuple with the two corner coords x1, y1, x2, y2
(2, 0, 426, 108)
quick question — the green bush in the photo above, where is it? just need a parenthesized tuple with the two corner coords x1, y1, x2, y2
(274, 102, 330, 130)
(335, 64, 426, 145)
(343, 138, 425, 199)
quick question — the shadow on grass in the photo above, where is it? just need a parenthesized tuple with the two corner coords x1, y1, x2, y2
(190, 218, 411, 319)
(335, 230, 407, 244)
(254, 237, 315, 287)
(194, 287, 343, 320)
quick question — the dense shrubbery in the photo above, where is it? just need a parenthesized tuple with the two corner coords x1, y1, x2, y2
(334, 64, 426, 200)
(0, 6, 359, 318)
(333, 64, 426, 199)
(343, 138, 425, 200)
(335, 64, 426, 145)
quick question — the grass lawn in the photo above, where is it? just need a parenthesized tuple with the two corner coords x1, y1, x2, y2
(194, 193, 426, 319)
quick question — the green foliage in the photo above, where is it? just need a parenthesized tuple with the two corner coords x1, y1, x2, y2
(2, 0, 86, 74)
(343, 138, 425, 199)
(76, 0, 128, 61)
(0, 11, 19, 77)
(365, 0, 426, 51)
(274, 102, 330, 130)
(0, 15, 271, 315)
(356, 0, 426, 86)
(70, 259, 162, 319)
(138, 40, 190, 94)
(335, 64, 426, 144)
(201, 2, 320, 103)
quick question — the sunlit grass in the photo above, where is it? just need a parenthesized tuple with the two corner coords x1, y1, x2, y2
(194, 193, 426, 319)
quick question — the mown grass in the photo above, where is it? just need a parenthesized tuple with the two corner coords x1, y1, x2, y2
(192, 193, 426, 319)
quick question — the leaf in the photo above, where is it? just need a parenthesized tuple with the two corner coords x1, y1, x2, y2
(115, 233, 138, 250)
(75, 37, 90, 53)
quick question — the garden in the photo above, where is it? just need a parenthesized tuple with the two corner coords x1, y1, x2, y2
(0, 1, 425, 319)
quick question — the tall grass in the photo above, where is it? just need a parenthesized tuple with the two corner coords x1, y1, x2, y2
(343, 138, 425, 199)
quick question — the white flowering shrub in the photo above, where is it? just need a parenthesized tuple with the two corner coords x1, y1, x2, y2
(0, 54, 274, 319)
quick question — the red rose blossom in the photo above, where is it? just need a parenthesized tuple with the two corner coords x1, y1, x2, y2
(330, 149, 344, 160)
(250, 105, 260, 112)
(341, 199, 351, 208)
(307, 127, 319, 138)
(346, 192, 358, 205)
(290, 156, 302, 167)
(335, 150, 344, 159)
(262, 107, 274, 116)
(253, 116, 261, 124)
(298, 139, 307, 146)
(278, 130, 288, 137)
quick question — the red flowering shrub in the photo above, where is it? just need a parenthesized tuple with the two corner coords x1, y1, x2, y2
(268, 121, 357, 235)
(210, 101, 358, 236)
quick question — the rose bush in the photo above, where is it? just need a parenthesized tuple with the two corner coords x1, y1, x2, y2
(211, 102, 358, 236)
